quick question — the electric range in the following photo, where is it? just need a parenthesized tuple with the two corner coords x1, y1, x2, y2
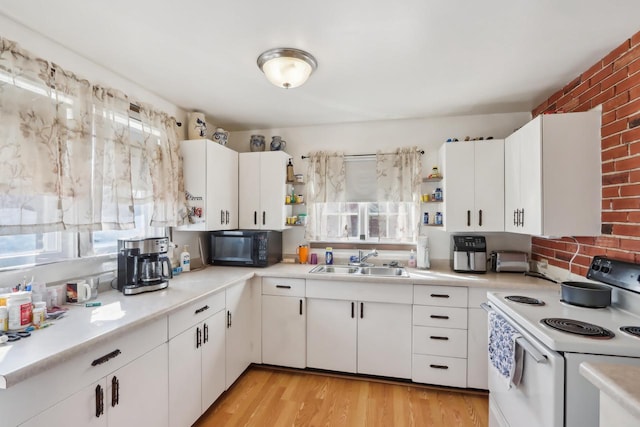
(486, 256, 640, 427)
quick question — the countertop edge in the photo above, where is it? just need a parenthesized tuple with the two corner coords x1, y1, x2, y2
(580, 362, 640, 420)
(0, 264, 553, 389)
(0, 270, 255, 389)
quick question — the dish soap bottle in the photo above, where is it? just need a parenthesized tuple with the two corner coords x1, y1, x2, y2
(286, 158, 295, 183)
(408, 249, 417, 268)
(180, 245, 191, 272)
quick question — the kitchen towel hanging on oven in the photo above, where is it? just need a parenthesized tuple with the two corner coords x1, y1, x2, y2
(489, 311, 524, 388)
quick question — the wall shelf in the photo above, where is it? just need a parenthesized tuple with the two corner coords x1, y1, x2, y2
(422, 177, 443, 183)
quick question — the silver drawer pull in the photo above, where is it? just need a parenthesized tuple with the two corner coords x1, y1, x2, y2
(276, 285, 292, 289)
(430, 336, 449, 341)
(429, 364, 449, 370)
(430, 315, 449, 320)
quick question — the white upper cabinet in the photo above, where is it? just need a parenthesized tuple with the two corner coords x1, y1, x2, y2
(178, 140, 238, 231)
(239, 151, 290, 230)
(441, 139, 505, 232)
(504, 111, 601, 237)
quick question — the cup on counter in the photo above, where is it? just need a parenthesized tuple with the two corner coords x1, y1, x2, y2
(310, 253, 318, 264)
(66, 280, 91, 303)
(88, 277, 99, 300)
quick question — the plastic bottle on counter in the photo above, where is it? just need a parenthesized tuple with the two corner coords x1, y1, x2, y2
(0, 306, 7, 332)
(180, 245, 191, 272)
(7, 291, 32, 330)
(325, 247, 333, 265)
(408, 249, 417, 268)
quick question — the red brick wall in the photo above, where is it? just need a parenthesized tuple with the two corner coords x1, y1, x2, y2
(531, 30, 640, 276)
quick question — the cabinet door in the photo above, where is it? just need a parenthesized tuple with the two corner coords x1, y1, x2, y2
(474, 140, 504, 232)
(108, 344, 168, 427)
(179, 140, 207, 231)
(20, 379, 107, 427)
(169, 326, 202, 427)
(207, 143, 238, 230)
(518, 117, 543, 235)
(262, 295, 306, 368)
(306, 298, 357, 373)
(442, 142, 475, 231)
(226, 280, 254, 388)
(357, 301, 412, 379)
(238, 153, 262, 229)
(504, 132, 521, 233)
(201, 310, 226, 412)
(260, 152, 288, 230)
(467, 308, 488, 390)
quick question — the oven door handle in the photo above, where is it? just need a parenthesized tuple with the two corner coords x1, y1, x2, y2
(480, 303, 548, 364)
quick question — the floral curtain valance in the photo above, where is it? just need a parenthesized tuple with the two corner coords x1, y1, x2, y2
(0, 36, 187, 235)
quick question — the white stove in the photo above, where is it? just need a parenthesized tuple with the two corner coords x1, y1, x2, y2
(488, 289, 640, 357)
(486, 256, 640, 427)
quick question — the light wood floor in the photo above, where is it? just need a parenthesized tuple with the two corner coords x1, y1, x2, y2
(194, 366, 488, 427)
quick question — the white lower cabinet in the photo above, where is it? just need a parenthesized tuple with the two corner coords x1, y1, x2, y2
(21, 343, 168, 427)
(168, 292, 226, 427)
(307, 298, 358, 373)
(306, 279, 413, 379)
(412, 285, 469, 388)
(226, 279, 256, 389)
(261, 277, 306, 369)
(357, 300, 412, 379)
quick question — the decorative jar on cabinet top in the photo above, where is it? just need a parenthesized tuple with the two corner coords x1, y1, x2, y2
(187, 112, 207, 139)
(250, 135, 266, 151)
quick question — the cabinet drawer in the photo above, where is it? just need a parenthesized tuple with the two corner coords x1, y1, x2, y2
(169, 291, 225, 339)
(262, 277, 305, 297)
(413, 306, 467, 329)
(412, 354, 467, 388)
(413, 285, 468, 307)
(413, 326, 467, 357)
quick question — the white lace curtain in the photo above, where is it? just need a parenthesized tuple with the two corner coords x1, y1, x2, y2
(304, 151, 346, 241)
(0, 37, 187, 235)
(376, 146, 422, 241)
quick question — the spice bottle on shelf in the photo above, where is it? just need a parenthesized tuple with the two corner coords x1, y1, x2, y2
(435, 212, 443, 225)
(423, 212, 429, 225)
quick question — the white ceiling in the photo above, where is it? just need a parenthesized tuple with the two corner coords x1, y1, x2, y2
(1, 1, 639, 131)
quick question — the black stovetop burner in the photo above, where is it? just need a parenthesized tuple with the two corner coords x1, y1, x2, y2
(505, 295, 545, 306)
(620, 326, 640, 338)
(541, 318, 615, 339)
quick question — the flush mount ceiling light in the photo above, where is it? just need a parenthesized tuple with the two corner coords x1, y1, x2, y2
(257, 47, 318, 89)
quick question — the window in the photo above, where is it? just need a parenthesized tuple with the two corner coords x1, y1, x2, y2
(0, 232, 76, 269)
(311, 157, 417, 243)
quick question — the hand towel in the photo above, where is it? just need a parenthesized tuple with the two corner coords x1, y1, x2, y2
(488, 311, 524, 388)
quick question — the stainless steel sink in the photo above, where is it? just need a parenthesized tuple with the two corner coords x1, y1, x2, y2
(309, 264, 409, 277)
(358, 266, 409, 277)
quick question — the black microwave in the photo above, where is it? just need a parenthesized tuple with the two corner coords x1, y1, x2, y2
(209, 230, 282, 267)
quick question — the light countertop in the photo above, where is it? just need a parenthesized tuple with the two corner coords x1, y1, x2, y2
(580, 362, 640, 420)
(0, 262, 556, 389)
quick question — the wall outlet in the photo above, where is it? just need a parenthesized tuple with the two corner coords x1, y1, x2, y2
(539, 258, 548, 270)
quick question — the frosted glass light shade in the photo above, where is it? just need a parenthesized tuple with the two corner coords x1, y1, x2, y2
(257, 48, 317, 89)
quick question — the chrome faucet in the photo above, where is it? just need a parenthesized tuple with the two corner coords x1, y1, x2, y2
(358, 249, 378, 265)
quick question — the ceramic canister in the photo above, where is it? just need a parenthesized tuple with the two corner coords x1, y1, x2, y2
(250, 135, 266, 152)
(187, 112, 207, 139)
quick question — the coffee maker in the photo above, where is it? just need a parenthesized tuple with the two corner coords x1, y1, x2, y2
(117, 237, 172, 295)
